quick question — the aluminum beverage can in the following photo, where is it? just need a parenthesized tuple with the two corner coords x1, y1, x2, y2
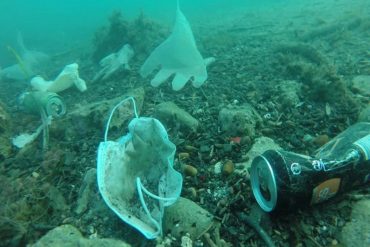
(250, 122, 370, 212)
(20, 91, 66, 117)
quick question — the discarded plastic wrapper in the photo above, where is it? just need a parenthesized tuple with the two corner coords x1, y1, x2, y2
(12, 117, 51, 148)
(140, 2, 214, 91)
(93, 44, 134, 82)
(0, 32, 50, 81)
(97, 97, 183, 239)
(30, 63, 86, 93)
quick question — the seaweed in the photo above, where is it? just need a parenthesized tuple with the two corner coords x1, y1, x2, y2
(92, 11, 129, 63)
(299, 17, 365, 42)
(0, 144, 79, 245)
(275, 43, 355, 105)
(92, 10, 165, 63)
(275, 43, 325, 65)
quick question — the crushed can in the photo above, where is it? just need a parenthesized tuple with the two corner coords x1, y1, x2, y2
(250, 122, 370, 212)
(19, 91, 66, 117)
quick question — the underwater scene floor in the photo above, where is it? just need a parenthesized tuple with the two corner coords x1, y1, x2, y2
(0, 0, 370, 246)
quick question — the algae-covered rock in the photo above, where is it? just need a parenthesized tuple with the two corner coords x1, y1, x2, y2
(155, 101, 199, 132)
(236, 136, 282, 173)
(31, 224, 131, 247)
(275, 43, 353, 104)
(163, 197, 214, 240)
(218, 104, 261, 137)
(352, 75, 370, 97)
(92, 11, 165, 63)
(276, 80, 302, 108)
(75, 168, 96, 215)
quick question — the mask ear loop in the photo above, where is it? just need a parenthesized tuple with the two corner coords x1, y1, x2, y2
(104, 96, 138, 142)
(136, 177, 178, 237)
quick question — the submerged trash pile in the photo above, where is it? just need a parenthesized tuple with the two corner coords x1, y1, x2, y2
(0, 1, 370, 247)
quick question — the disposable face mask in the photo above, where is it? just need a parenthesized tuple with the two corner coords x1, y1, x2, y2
(97, 97, 183, 239)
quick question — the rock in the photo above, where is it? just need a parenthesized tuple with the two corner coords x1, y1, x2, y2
(0, 100, 12, 160)
(214, 162, 223, 175)
(199, 145, 210, 153)
(181, 235, 193, 247)
(358, 104, 370, 122)
(30, 224, 131, 247)
(340, 199, 370, 246)
(222, 160, 234, 175)
(163, 197, 214, 240)
(312, 134, 330, 146)
(236, 136, 281, 173)
(352, 75, 370, 96)
(154, 101, 199, 132)
(47, 186, 69, 212)
(182, 164, 198, 177)
(75, 168, 97, 214)
(222, 143, 233, 153)
(218, 104, 261, 137)
(276, 80, 302, 108)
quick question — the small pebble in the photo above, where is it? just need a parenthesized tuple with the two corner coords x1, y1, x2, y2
(240, 136, 252, 146)
(223, 160, 234, 175)
(313, 134, 330, 146)
(183, 164, 198, 177)
(261, 128, 274, 135)
(87, 225, 95, 234)
(178, 152, 190, 160)
(200, 145, 210, 153)
(223, 144, 232, 152)
(214, 162, 222, 174)
(186, 187, 197, 199)
(184, 145, 198, 152)
(303, 134, 314, 142)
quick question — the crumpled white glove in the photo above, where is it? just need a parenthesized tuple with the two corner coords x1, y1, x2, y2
(140, 6, 214, 91)
(31, 63, 86, 93)
(93, 44, 134, 82)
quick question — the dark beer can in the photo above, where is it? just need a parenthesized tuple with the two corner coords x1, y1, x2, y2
(250, 122, 370, 212)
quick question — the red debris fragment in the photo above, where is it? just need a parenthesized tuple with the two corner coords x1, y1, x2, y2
(230, 136, 241, 144)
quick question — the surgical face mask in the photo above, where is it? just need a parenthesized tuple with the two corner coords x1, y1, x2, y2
(97, 97, 183, 239)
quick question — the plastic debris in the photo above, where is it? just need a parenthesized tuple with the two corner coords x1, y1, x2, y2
(97, 97, 183, 239)
(93, 44, 134, 82)
(31, 63, 86, 93)
(140, 3, 214, 91)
